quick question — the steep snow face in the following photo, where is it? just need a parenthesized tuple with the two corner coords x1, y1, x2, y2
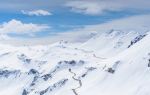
(78, 32, 150, 95)
(0, 31, 150, 95)
(81, 30, 146, 57)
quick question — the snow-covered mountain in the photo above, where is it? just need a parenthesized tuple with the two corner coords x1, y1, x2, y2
(0, 30, 150, 95)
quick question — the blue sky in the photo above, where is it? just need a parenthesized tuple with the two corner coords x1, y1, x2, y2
(0, 0, 149, 43)
(1, 10, 147, 38)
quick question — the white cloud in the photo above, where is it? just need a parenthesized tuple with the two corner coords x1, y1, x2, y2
(1, 14, 150, 45)
(65, 1, 110, 15)
(0, 0, 149, 15)
(65, 0, 150, 15)
(33, 14, 150, 44)
(79, 14, 150, 33)
(21, 10, 52, 16)
(0, 34, 11, 40)
(0, 19, 50, 34)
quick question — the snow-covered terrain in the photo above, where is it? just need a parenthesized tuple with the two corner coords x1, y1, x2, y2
(0, 30, 150, 95)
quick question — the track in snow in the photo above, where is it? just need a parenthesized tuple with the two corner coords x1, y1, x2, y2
(69, 69, 82, 95)
(93, 54, 107, 59)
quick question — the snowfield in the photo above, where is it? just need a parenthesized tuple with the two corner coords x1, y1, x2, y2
(0, 30, 150, 95)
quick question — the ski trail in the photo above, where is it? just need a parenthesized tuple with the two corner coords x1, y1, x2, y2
(69, 69, 82, 95)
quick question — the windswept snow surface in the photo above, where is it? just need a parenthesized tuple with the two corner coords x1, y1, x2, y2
(0, 31, 150, 95)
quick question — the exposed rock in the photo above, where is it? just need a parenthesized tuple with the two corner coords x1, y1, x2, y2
(22, 89, 28, 95)
(148, 59, 150, 67)
(18, 54, 31, 64)
(28, 69, 39, 75)
(30, 76, 38, 86)
(107, 68, 115, 74)
(41, 74, 52, 81)
(0, 69, 20, 78)
(40, 79, 68, 95)
(128, 34, 146, 48)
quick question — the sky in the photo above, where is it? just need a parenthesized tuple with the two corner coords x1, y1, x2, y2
(0, 0, 150, 45)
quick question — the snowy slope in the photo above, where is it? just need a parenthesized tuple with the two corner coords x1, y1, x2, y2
(81, 30, 146, 57)
(78, 32, 150, 95)
(0, 30, 150, 95)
